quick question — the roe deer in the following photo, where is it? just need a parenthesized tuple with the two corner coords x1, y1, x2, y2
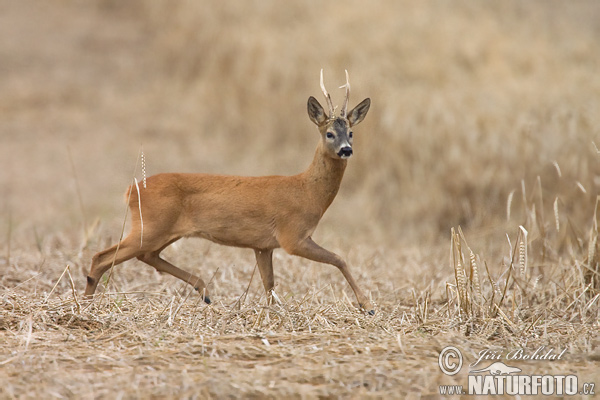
(85, 70, 373, 313)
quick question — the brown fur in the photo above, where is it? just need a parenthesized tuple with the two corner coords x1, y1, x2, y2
(85, 74, 373, 312)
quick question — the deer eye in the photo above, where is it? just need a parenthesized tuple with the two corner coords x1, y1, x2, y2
(326, 132, 335, 139)
(349, 131, 353, 139)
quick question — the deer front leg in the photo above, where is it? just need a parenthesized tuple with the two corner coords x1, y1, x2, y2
(281, 236, 374, 314)
(254, 249, 275, 304)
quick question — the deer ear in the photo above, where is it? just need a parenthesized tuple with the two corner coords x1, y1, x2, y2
(347, 98, 370, 127)
(307, 96, 328, 126)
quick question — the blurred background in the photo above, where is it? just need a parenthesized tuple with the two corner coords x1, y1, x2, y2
(2, 0, 600, 257)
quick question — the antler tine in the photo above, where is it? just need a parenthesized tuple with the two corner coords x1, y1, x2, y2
(340, 69, 350, 118)
(320, 69, 335, 118)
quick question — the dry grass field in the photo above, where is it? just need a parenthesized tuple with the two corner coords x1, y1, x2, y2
(2, 1, 600, 398)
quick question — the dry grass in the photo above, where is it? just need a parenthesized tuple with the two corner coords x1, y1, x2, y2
(2, 0, 600, 398)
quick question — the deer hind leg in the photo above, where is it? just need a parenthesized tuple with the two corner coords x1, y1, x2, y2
(254, 249, 275, 304)
(281, 236, 374, 314)
(136, 249, 211, 304)
(85, 233, 145, 298)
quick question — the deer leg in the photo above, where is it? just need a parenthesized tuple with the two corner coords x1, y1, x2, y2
(254, 249, 274, 304)
(85, 233, 144, 298)
(283, 236, 374, 314)
(137, 251, 211, 304)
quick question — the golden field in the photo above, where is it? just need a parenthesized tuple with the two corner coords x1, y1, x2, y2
(1, 1, 599, 398)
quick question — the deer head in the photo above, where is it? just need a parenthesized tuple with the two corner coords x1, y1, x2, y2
(307, 70, 371, 160)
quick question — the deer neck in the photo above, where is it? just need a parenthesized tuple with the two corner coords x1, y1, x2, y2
(302, 142, 347, 213)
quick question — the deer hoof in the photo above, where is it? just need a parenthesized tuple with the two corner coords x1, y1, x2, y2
(194, 287, 211, 304)
(359, 302, 375, 315)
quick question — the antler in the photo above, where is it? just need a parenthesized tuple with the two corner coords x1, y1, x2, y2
(320, 69, 335, 118)
(339, 70, 350, 118)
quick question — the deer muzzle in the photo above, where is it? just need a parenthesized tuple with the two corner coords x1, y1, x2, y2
(338, 146, 353, 159)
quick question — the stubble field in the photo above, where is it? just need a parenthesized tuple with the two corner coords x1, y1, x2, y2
(1, 1, 600, 398)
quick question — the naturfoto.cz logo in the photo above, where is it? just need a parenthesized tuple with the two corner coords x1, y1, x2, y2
(438, 346, 596, 396)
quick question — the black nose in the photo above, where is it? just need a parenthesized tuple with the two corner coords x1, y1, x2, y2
(338, 146, 353, 158)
